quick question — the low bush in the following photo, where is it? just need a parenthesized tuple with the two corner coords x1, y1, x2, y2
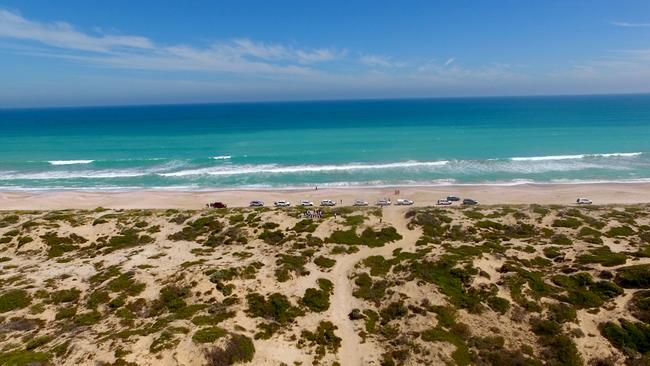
(616, 264, 650, 288)
(204, 334, 255, 365)
(0, 289, 31, 313)
(313, 255, 336, 269)
(193, 326, 227, 343)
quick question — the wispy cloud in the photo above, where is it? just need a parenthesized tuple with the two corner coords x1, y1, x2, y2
(359, 54, 404, 68)
(0, 9, 153, 52)
(611, 21, 650, 28)
(0, 9, 342, 75)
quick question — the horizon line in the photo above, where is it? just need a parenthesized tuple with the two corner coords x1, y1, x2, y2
(2, 91, 650, 111)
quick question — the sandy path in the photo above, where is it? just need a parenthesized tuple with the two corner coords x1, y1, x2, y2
(328, 207, 420, 365)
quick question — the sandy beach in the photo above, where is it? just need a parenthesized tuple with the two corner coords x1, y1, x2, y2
(1, 182, 650, 210)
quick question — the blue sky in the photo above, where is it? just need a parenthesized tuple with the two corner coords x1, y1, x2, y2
(1, 0, 650, 107)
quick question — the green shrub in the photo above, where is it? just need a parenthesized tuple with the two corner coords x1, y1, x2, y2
(40, 232, 87, 257)
(301, 287, 330, 312)
(55, 307, 77, 320)
(75, 310, 102, 326)
(101, 229, 154, 252)
(0, 289, 31, 312)
(380, 301, 408, 324)
(345, 215, 365, 226)
(616, 264, 650, 288)
(313, 255, 336, 269)
(150, 331, 178, 353)
(0, 350, 50, 365)
(421, 326, 470, 366)
(552, 217, 581, 229)
(245, 293, 303, 324)
(600, 319, 650, 354)
(326, 226, 401, 247)
(50, 288, 80, 304)
(292, 219, 318, 233)
(487, 296, 510, 314)
(630, 290, 650, 323)
(363, 255, 393, 276)
(259, 230, 285, 245)
(606, 225, 635, 237)
(550, 234, 573, 246)
(204, 334, 255, 365)
(24, 335, 53, 350)
(192, 326, 227, 343)
(301, 321, 341, 360)
(543, 247, 562, 259)
(159, 285, 190, 312)
(352, 273, 388, 305)
(107, 272, 146, 296)
(577, 247, 626, 267)
(546, 303, 577, 323)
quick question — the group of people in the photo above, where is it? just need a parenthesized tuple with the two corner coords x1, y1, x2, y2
(303, 209, 325, 219)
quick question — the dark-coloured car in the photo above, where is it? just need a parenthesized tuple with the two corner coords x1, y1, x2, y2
(249, 200, 264, 207)
(207, 202, 227, 208)
(462, 198, 478, 205)
(447, 195, 460, 202)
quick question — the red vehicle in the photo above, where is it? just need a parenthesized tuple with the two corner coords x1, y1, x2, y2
(207, 202, 227, 209)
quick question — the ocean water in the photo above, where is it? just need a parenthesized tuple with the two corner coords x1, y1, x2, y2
(1, 95, 650, 191)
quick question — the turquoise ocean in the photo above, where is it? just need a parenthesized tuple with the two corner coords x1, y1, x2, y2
(1, 95, 650, 191)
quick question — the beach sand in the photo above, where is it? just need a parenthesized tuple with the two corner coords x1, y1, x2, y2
(2, 182, 650, 210)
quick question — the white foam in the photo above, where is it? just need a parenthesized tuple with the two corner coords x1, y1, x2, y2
(48, 160, 94, 166)
(510, 152, 643, 161)
(211, 156, 232, 160)
(159, 160, 450, 177)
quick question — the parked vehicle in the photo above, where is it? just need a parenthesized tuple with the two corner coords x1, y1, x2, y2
(376, 198, 392, 206)
(206, 201, 227, 209)
(437, 199, 452, 206)
(249, 200, 264, 207)
(396, 198, 414, 205)
(300, 200, 314, 206)
(462, 198, 478, 205)
(576, 198, 593, 205)
(353, 199, 369, 206)
(320, 199, 336, 206)
(274, 200, 291, 207)
(447, 195, 461, 202)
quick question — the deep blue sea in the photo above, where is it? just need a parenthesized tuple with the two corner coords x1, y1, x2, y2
(1, 95, 650, 191)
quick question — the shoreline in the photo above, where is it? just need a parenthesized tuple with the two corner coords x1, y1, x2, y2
(2, 182, 650, 210)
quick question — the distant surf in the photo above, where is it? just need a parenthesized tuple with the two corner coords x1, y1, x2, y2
(47, 160, 94, 165)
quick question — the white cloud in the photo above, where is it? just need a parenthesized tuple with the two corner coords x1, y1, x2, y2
(0, 9, 153, 52)
(0, 9, 341, 75)
(611, 21, 650, 28)
(359, 54, 404, 68)
(444, 57, 455, 66)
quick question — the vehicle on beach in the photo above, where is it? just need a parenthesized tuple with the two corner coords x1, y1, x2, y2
(396, 198, 414, 205)
(206, 201, 227, 208)
(576, 198, 593, 205)
(462, 198, 478, 205)
(300, 200, 314, 206)
(274, 200, 291, 207)
(249, 200, 264, 207)
(320, 199, 336, 206)
(376, 199, 392, 206)
(353, 199, 369, 206)
(447, 195, 461, 202)
(437, 199, 452, 206)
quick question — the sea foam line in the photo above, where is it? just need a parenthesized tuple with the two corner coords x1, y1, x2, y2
(211, 156, 232, 160)
(159, 160, 450, 177)
(48, 160, 95, 166)
(510, 152, 642, 161)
